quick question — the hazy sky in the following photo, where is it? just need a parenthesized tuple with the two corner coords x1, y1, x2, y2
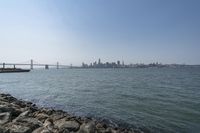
(0, 0, 200, 65)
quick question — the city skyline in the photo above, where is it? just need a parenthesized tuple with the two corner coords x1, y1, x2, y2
(79, 58, 192, 69)
(0, 0, 200, 65)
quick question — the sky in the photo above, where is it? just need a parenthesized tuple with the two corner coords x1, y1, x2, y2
(0, 0, 200, 65)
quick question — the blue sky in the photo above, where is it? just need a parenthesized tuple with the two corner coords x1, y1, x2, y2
(0, 0, 200, 65)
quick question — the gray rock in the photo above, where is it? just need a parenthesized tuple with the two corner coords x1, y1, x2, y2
(41, 108, 54, 116)
(50, 112, 67, 121)
(0, 126, 6, 133)
(19, 110, 30, 117)
(5, 122, 32, 133)
(34, 112, 49, 122)
(54, 118, 80, 131)
(12, 116, 42, 131)
(33, 127, 54, 133)
(0, 104, 21, 117)
(58, 128, 70, 133)
(0, 105, 15, 113)
(110, 129, 120, 133)
(105, 127, 112, 133)
(13, 110, 30, 122)
(43, 118, 55, 131)
(0, 112, 11, 125)
(0, 93, 140, 133)
(78, 122, 96, 133)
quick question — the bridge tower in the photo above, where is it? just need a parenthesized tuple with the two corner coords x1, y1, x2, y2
(30, 59, 33, 69)
(3, 63, 5, 69)
(57, 62, 59, 69)
(45, 65, 49, 69)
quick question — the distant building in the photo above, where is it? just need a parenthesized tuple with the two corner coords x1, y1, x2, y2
(117, 60, 120, 66)
(98, 58, 101, 65)
(93, 61, 97, 67)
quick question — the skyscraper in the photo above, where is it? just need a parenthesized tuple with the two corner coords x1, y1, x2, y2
(98, 58, 101, 65)
(117, 61, 120, 66)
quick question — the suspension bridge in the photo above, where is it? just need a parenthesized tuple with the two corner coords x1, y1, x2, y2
(0, 60, 70, 70)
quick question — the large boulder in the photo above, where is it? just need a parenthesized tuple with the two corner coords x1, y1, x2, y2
(54, 118, 80, 131)
(0, 112, 11, 125)
(13, 110, 32, 122)
(78, 121, 96, 133)
(50, 112, 67, 121)
(33, 118, 59, 133)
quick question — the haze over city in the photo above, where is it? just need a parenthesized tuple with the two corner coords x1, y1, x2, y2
(0, 0, 200, 65)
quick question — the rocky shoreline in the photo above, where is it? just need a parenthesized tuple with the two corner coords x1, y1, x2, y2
(0, 93, 144, 133)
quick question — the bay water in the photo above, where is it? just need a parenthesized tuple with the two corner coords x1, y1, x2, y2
(0, 67, 200, 133)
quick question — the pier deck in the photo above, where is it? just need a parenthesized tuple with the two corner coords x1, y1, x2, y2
(0, 68, 30, 73)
